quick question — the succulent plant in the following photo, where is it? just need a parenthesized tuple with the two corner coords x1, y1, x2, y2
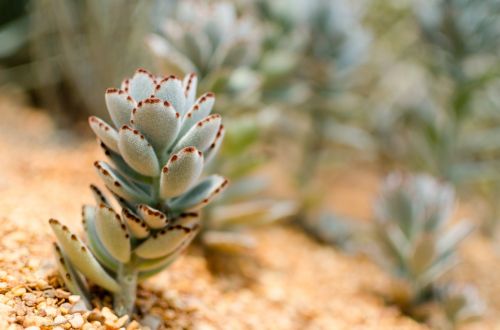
(254, 0, 374, 245)
(26, 0, 154, 123)
(371, 0, 500, 234)
(374, 173, 474, 315)
(148, 0, 262, 108)
(414, 0, 500, 63)
(49, 68, 227, 317)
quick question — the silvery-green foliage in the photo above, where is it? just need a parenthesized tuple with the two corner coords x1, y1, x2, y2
(414, 0, 500, 61)
(148, 0, 262, 103)
(302, 0, 371, 76)
(201, 116, 297, 254)
(49, 68, 227, 316)
(257, 0, 372, 158)
(436, 284, 485, 327)
(258, 0, 370, 89)
(256, 0, 373, 245)
(375, 0, 500, 234)
(28, 0, 153, 123)
(374, 173, 474, 304)
(300, 212, 370, 253)
(204, 197, 297, 253)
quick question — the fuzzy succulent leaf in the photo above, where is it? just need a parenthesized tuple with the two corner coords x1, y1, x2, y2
(82, 205, 119, 272)
(95, 205, 131, 263)
(204, 123, 225, 165)
(182, 73, 198, 108)
(94, 161, 152, 204)
(122, 208, 150, 239)
(174, 114, 221, 152)
(131, 98, 181, 154)
(180, 92, 215, 136)
(159, 146, 204, 198)
(49, 219, 120, 292)
(127, 69, 156, 101)
(105, 89, 136, 128)
(135, 225, 197, 272)
(90, 184, 110, 207)
(98, 142, 152, 183)
(169, 175, 228, 211)
(89, 116, 120, 153)
(53, 244, 91, 307)
(154, 77, 186, 115)
(118, 125, 160, 177)
(134, 215, 200, 259)
(137, 237, 194, 281)
(137, 204, 169, 229)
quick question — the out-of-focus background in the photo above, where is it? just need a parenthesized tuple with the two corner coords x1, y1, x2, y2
(0, 0, 499, 328)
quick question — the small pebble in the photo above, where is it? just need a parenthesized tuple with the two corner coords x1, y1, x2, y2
(12, 288, 26, 297)
(69, 313, 84, 328)
(54, 315, 67, 324)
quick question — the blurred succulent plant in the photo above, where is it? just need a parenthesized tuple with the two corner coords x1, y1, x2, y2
(255, 0, 373, 244)
(27, 0, 154, 123)
(374, 173, 475, 318)
(49, 69, 227, 317)
(374, 0, 500, 234)
(196, 115, 296, 277)
(435, 284, 485, 328)
(414, 0, 500, 63)
(299, 211, 369, 253)
(148, 0, 262, 110)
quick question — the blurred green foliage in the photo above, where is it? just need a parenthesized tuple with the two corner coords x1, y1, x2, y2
(368, 0, 500, 234)
(374, 173, 481, 326)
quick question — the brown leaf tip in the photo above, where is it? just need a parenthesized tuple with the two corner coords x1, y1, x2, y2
(49, 218, 60, 225)
(144, 98, 161, 104)
(136, 68, 154, 78)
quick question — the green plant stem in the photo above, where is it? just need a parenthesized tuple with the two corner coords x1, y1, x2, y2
(113, 263, 138, 317)
(151, 176, 160, 204)
(298, 106, 327, 186)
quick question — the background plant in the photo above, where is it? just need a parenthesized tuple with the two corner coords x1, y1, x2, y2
(253, 0, 374, 243)
(373, 173, 480, 325)
(148, 0, 263, 114)
(369, 0, 500, 235)
(200, 115, 296, 265)
(0, 0, 154, 124)
(148, 0, 297, 265)
(49, 68, 227, 317)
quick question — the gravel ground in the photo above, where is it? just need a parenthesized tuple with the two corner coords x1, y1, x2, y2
(0, 95, 496, 329)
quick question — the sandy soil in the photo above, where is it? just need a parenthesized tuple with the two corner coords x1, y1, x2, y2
(0, 95, 497, 329)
